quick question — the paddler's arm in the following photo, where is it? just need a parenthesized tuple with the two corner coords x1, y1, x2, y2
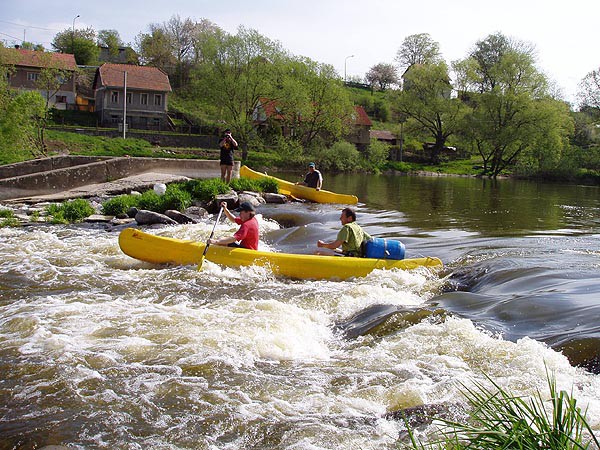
(220, 202, 236, 223)
(209, 236, 236, 246)
(317, 238, 343, 250)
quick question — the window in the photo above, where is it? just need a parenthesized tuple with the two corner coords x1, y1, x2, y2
(56, 75, 67, 85)
(27, 72, 40, 82)
(154, 94, 162, 106)
(126, 92, 132, 104)
(55, 95, 67, 103)
(111, 115, 120, 123)
(140, 93, 148, 105)
(111, 91, 119, 103)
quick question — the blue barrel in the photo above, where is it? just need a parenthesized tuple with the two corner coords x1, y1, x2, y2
(364, 238, 405, 260)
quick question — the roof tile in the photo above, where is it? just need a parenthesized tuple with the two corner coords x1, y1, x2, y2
(96, 63, 172, 92)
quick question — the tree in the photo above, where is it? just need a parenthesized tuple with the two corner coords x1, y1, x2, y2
(395, 33, 442, 72)
(365, 63, 398, 90)
(395, 61, 467, 163)
(52, 27, 99, 65)
(137, 15, 197, 87)
(20, 42, 45, 51)
(276, 57, 354, 148)
(191, 27, 289, 159)
(578, 67, 600, 111)
(33, 53, 79, 153)
(97, 29, 122, 61)
(454, 33, 571, 177)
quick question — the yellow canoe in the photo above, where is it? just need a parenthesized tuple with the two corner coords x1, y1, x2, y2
(118, 228, 443, 281)
(240, 165, 359, 205)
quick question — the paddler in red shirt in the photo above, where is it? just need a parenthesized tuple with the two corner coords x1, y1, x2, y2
(208, 201, 259, 250)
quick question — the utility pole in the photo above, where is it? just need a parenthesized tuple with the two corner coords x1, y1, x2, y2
(122, 71, 127, 139)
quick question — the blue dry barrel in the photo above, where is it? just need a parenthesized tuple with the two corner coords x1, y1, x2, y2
(364, 238, 405, 260)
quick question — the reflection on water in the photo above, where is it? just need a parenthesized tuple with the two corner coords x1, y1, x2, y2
(1, 173, 600, 448)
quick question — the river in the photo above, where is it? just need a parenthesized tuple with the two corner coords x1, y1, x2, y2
(1, 172, 600, 449)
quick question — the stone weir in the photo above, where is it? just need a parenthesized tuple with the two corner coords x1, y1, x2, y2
(0, 156, 240, 202)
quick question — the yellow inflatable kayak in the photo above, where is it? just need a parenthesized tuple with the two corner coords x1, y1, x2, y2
(240, 165, 358, 204)
(118, 228, 443, 281)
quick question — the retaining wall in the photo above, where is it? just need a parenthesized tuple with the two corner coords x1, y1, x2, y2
(0, 156, 240, 201)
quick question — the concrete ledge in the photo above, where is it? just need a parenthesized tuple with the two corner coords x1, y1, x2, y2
(0, 157, 240, 201)
(0, 155, 112, 179)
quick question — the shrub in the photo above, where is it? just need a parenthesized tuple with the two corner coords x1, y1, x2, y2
(367, 138, 391, 167)
(229, 177, 279, 194)
(160, 184, 192, 211)
(46, 199, 94, 223)
(102, 195, 138, 216)
(137, 190, 163, 212)
(183, 178, 230, 202)
(0, 209, 19, 227)
(318, 141, 362, 171)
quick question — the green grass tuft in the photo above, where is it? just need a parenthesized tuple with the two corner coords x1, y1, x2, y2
(45, 199, 94, 224)
(407, 370, 599, 449)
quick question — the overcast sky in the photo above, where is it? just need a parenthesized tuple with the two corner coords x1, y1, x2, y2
(1, 0, 598, 105)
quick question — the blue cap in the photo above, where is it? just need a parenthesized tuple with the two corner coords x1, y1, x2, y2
(308, 162, 315, 167)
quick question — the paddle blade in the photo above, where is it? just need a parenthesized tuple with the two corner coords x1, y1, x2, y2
(197, 255, 206, 271)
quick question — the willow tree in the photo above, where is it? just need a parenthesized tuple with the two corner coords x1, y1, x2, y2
(191, 27, 288, 159)
(454, 33, 572, 177)
(274, 57, 354, 148)
(395, 61, 467, 163)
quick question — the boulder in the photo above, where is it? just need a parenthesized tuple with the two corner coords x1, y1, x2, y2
(135, 209, 178, 225)
(262, 192, 288, 204)
(164, 209, 199, 224)
(238, 192, 264, 207)
(184, 206, 208, 221)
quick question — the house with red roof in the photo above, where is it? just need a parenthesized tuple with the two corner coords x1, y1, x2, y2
(345, 105, 373, 151)
(93, 63, 172, 130)
(253, 99, 373, 150)
(4, 47, 78, 109)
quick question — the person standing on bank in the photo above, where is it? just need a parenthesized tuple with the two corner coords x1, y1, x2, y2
(208, 201, 259, 250)
(297, 162, 322, 191)
(317, 207, 371, 257)
(219, 129, 238, 183)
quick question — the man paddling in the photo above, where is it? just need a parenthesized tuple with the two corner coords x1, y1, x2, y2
(317, 207, 371, 257)
(208, 201, 259, 250)
(297, 162, 322, 191)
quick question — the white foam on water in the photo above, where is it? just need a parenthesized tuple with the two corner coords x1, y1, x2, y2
(3, 225, 600, 448)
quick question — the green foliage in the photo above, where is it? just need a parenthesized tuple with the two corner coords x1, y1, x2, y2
(408, 371, 599, 449)
(160, 184, 193, 211)
(52, 27, 99, 65)
(45, 130, 155, 157)
(367, 138, 391, 167)
(101, 195, 139, 216)
(137, 190, 163, 212)
(317, 141, 362, 171)
(230, 177, 279, 194)
(182, 178, 230, 202)
(0, 209, 19, 227)
(45, 199, 94, 223)
(0, 90, 47, 163)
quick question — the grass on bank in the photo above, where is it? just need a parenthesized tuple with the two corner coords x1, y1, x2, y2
(406, 371, 599, 449)
(101, 177, 279, 216)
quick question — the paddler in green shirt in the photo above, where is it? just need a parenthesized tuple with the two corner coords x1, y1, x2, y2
(317, 207, 371, 257)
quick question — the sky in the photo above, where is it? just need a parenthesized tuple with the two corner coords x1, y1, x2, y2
(1, 0, 598, 105)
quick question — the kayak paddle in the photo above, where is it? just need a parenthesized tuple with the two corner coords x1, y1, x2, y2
(198, 205, 224, 270)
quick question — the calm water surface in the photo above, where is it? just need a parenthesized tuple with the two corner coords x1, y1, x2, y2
(1, 172, 600, 449)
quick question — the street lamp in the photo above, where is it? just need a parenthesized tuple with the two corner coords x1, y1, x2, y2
(71, 15, 80, 53)
(344, 54, 354, 82)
